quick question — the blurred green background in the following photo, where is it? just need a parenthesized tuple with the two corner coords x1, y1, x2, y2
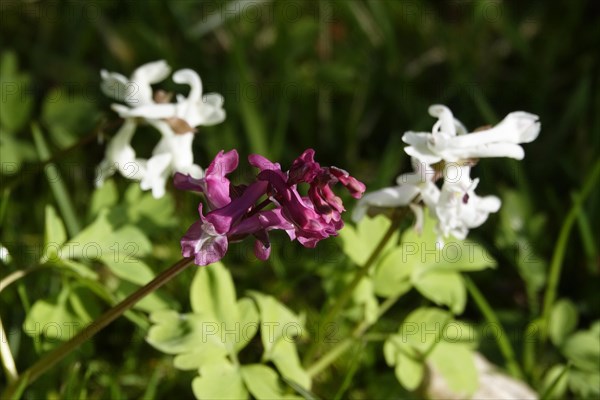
(1, 0, 599, 398)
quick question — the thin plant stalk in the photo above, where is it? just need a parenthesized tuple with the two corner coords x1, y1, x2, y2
(307, 294, 401, 377)
(0, 316, 18, 383)
(464, 276, 524, 379)
(303, 213, 403, 364)
(2, 256, 195, 398)
(31, 124, 81, 236)
(539, 158, 600, 344)
(0, 267, 42, 294)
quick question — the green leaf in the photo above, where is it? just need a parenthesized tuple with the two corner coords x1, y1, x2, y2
(590, 320, 600, 335)
(394, 351, 424, 391)
(383, 337, 399, 366)
(241, 364, 299, 400)
(568, 369, 600, 399)
(269, 340, 311, 390)
(68, 286, 101, 323)
(373, 247, 413, 298)
(338, 215, 398, 266)
(190, 262, 239, 329)
(90, 180, 119, 219)
(23, 292, 83, 341)
(108, 225, 152, 257)
(173, 347, 230, 371)
(45, 204, 67, 246)
(193, 360, 248, 400)
(124, 184, 177, 228)
(235, 298, 259, 352)
(562, 331, 600, 372)
(352, 277, 379, 324)
(146, 310, 227, 357)
(412, 270, 466, 314)
(63, 210, 152, 266)
(42, 205, 67, 262)
(117, 281, 173, 313)
(61, 209, 113, 259)
(0, 133, 36, 175)
(549, 299, 579, 347)
(249, 291, 304, 356)
(541, 364, 569, 400)
(0, 51, 33, 132)
(428, 341, 478, 396)
(57, 258, 98, 280)
(399, 307, 452, 355)
(401, 214, 496, 273)
(281, 377, 321, 400)
(100, 256, 155, 286)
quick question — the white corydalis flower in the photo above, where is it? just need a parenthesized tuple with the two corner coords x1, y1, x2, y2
(352, 159, 437, 233)
(95, 118, 146, 187)
(97, 60, 224, 198)
(354, 104, 539, 242)
(101, 60, 171, 109)
(139, 120, 204, 198)
(403, 104, 540, 164)
(432, 165, 501, 241)
(107, 67, 225, 131)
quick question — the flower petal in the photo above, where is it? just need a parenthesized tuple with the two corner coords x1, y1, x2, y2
(172, 69, 203, 103)
(453, 112, 540, 148)
(181, 205, 229, 266)
(100, 71, 129, 102)
(131, 60, 171, 85)
(429, 104, 457, 137)
(254, 238, 271, 261)
(352, 185, 420, 222)
(403, 132, 443, 165)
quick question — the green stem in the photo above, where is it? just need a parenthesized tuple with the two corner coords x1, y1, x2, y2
(0, 267, 43, 294)
(539, 158, 600, 344)
(0, 189, 10, 226)
(0, 264, 148, 331)
(306, 294, 401, 377)
(2, 256, 194, 397)
(2, 120, 108, 193)
(303, 215, 402, 365)
(464, 276, 524, 379)
(31, 123, 81, 237)
(0, 316, 18, 384)
(306, 339, 353, 377)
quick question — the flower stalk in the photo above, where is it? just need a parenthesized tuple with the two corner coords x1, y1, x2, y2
(307, 293, 402, 377)
(303, 211, 404, 365)
(539, 158, 600, 344)
(2, 256, 194, 398)
(464, 276, 524, 379)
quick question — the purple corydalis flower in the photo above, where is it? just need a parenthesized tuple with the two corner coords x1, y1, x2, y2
(173, 149, 238, 209)
(175, 149, 365, 265)
(256, 149, 366, 248)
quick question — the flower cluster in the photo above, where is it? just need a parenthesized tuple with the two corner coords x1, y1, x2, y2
(175, 149, 365, 266)
(96, 60, 225, 198)
(354, 105, 541, 242)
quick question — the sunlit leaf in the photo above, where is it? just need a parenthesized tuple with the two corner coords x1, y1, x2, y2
(190, 262, 239, 329)
(269, 340, 311, 390)
(394, 352, 424, 391)
(248, 291, 304, 356)
(562, 330, 600, 372)
(339, 215, 398, 266)
(428, 341, 478, 396)
(549, 299, 578, 347)
(412, 270, 466, 314)
(193, 360, 248, 400)
(241, 364, 300, 400)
